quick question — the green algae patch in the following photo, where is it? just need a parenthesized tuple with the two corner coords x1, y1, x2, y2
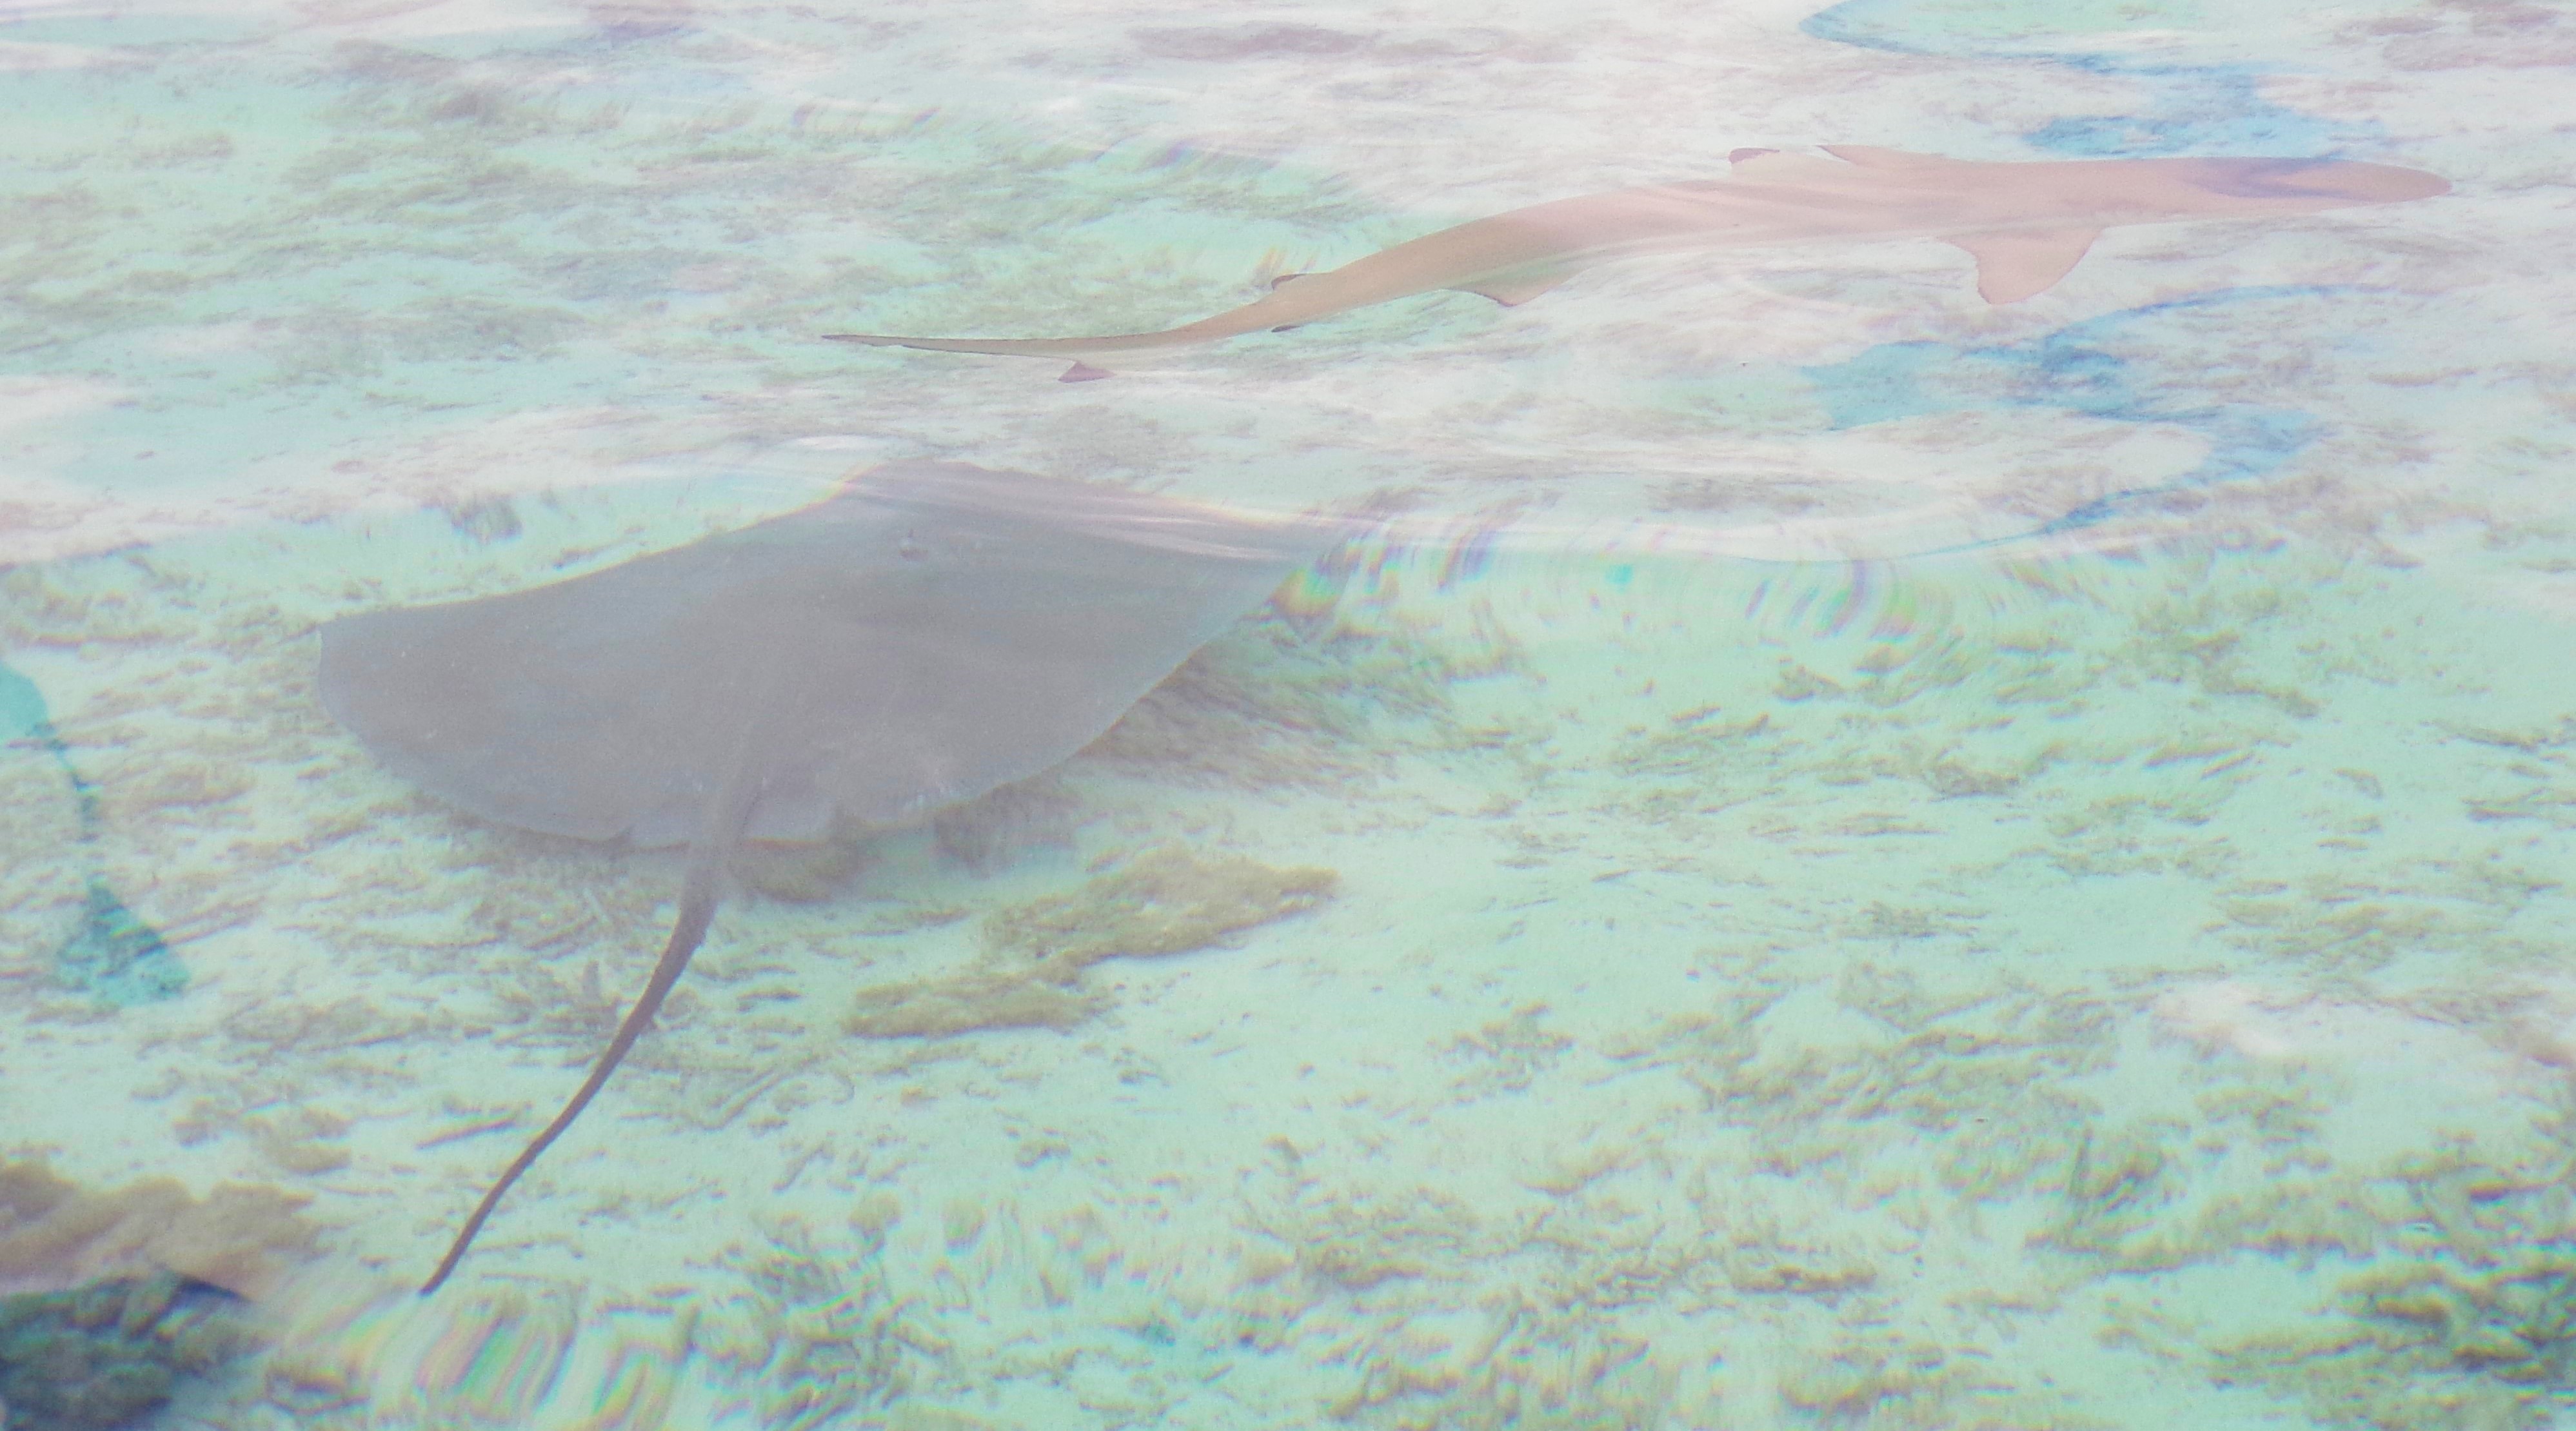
(844, 971, 1098, 1040)
(984, 847, 1338, 973)
(2218, 1252, 2576, 1429)
(695, 1216, 933, 1426)
(2212, 1159, 2576, 1430)
(844, 849, 1335, 1040)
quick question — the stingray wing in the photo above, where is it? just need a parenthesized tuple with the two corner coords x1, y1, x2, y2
(319, 570, 714, 843)
(781, 465, 1331, 829)
(318, 463, 1334, 848)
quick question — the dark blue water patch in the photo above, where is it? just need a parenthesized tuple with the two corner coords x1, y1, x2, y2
(1798, 0, 1931, 55)
(55, 878, 186, 1007)
(2020, 59, 2346, 157)
(0, 661, 46, 744)
(1803, 286, 2349, 541)
(1802, 0, 2368, 158)
(1, 657, 184, 1007)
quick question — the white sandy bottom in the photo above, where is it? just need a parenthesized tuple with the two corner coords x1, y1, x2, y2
(7, 490, 2576, 1430)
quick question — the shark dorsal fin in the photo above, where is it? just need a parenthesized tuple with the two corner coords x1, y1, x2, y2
(1946, 227, 2103, 304)
(1821, 144, 1948, 171)
(1727, 149, 1847, 180)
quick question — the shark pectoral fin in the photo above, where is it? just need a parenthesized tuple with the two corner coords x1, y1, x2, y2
(1947, 227, 2103, 304)
(1060, 362, 1114, 382)
(1451, 270, 1570, 308)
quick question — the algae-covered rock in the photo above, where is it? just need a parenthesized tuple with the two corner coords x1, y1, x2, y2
(844, 848, 1335, 1040)
(0, 1163, 307, 1429)
(843, 969, 1098, 1040)
(929, 775, 1079, 873)
(0, 1158, 317, 1302)
(0, 1271, 248, 1431)
(733, 837, 875, 903)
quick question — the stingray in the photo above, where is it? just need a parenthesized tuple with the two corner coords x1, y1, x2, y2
(317, 461, 1336, 1293)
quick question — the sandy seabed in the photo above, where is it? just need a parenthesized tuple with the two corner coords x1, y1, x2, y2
(5, 0, 2576, 1425)
(8, 495, 2576, 1429)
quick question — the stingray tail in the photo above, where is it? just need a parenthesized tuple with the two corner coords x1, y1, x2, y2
(418, 854, 720, 1294)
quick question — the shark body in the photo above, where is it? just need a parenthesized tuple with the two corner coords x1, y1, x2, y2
(827, 146, 2446, 380)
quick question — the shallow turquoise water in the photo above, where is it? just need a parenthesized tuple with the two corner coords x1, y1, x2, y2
(4, 1, 2574, 1428)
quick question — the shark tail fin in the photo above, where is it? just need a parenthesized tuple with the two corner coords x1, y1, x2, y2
(1947, 228, 2103, 304)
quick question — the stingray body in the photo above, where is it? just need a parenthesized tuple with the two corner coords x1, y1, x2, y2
(827, 146, 2447, 380)
(319, 462, 1335, 1292)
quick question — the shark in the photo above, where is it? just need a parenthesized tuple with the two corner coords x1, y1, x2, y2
(826, 146, 2447, 380)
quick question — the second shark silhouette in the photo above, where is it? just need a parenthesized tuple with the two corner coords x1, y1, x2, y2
(829, 146, 2446, 380)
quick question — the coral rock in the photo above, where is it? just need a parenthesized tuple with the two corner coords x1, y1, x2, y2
(0, 1160, 318, 1302)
